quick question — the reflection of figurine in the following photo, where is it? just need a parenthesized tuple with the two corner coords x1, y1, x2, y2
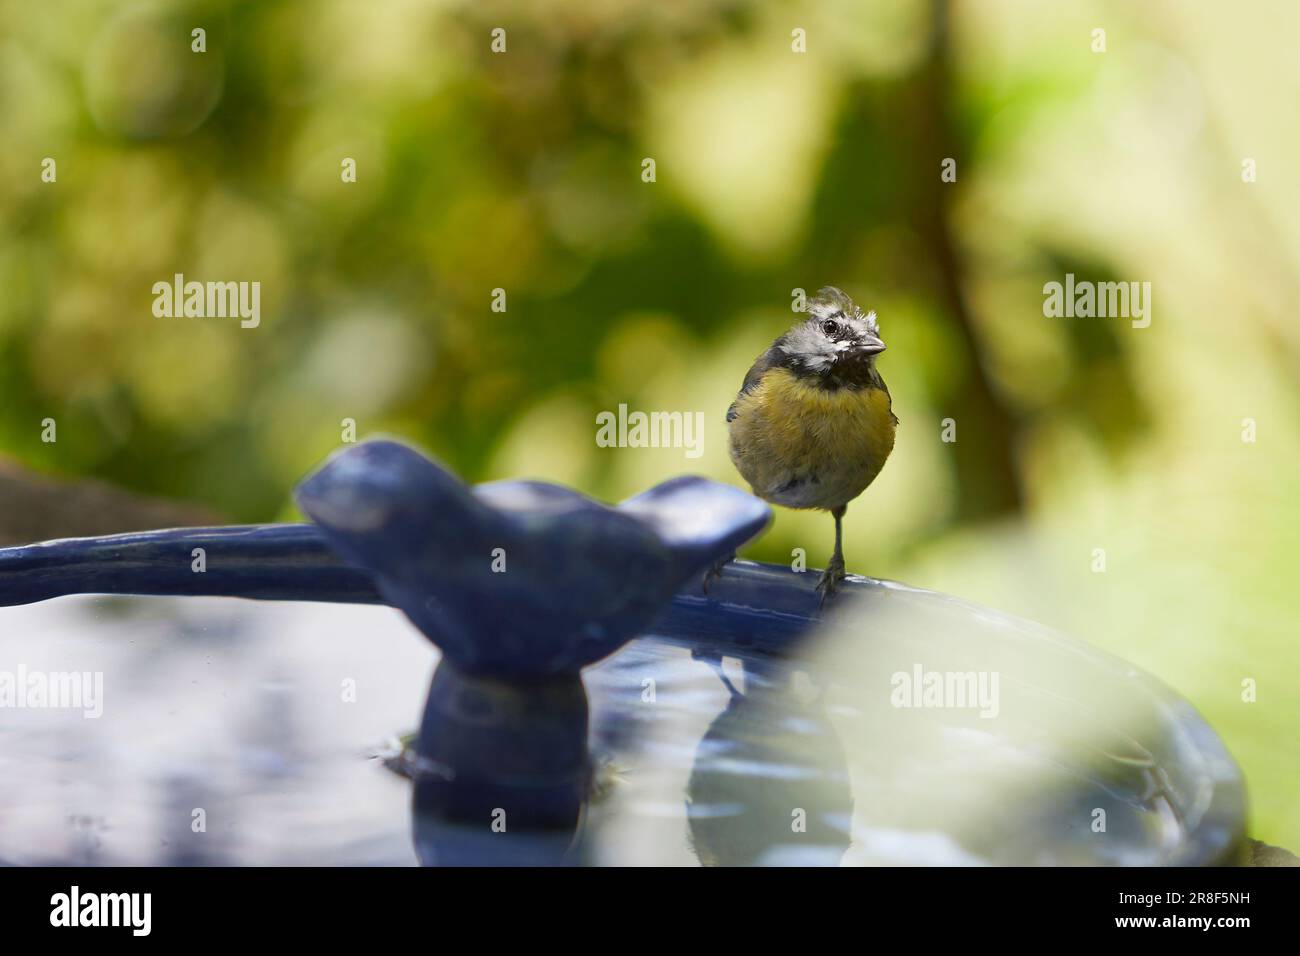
(407, 665, 593, 866)
(294, 440, 770, 860)
(686, 656, 853, 866)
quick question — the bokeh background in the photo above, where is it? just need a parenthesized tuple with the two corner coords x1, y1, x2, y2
(0, 0, 1296, 849)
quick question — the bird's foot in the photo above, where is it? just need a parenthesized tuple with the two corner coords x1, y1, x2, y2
(815, 557, 847, 608)
(701, 551, 736, 595)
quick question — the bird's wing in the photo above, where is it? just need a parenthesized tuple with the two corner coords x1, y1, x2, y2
(726, 341, 786, 422)
(880, 377, 900, 425)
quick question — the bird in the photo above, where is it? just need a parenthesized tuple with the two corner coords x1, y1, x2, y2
(716, 286, 897, 605)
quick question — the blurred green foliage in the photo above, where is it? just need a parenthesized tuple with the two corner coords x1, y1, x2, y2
(1, 0, 1297, 848)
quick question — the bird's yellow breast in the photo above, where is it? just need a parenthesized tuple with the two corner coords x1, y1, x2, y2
(728, 367, 896, 510)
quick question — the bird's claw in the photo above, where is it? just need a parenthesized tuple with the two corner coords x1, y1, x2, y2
(701, 551, 735, 595)
(815, 559, 846, 608)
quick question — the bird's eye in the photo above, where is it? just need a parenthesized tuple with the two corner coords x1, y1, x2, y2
(821, 319, 841, 337)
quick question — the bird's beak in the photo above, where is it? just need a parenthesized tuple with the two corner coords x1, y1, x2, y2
(855, 333, 886, 355)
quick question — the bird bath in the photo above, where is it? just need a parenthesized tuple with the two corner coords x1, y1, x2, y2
(0, 441, 1246, 865)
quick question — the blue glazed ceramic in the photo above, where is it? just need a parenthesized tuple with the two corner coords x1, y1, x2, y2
(293, 439, 771, 677)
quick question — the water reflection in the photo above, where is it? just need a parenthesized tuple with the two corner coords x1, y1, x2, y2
(410, 665, 590, 867)
(684, 654, 852, 866)
(0, 589, 1243, 866)
(0, 596, 426, 865)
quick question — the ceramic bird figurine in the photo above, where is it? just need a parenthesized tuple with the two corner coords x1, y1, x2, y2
(294, 438, 771, 676)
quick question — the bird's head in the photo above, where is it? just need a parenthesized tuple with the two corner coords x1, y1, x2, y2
(780, 286, 885, 386)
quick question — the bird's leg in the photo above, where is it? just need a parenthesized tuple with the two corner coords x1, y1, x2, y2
(816, 505, 847, 607)
(701, 549, 736, 595)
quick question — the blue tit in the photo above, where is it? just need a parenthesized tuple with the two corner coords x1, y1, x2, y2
(715, 286, 897, 604)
